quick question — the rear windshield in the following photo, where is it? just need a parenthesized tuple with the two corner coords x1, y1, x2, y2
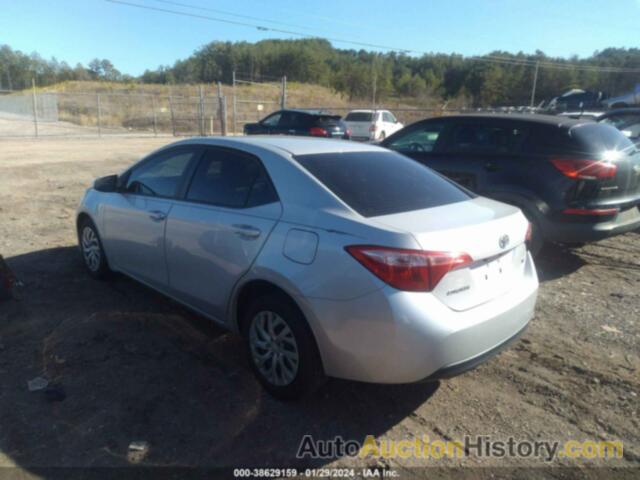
(315, 115, 342, 125)
(345, 112, 373, 122)
(570, 123, 637, 154)
(295, 151, 472, 217)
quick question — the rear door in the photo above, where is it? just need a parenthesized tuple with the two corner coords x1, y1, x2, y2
(102, 146, 201, 288)
(165, 146, 282, 320)
(433, 119, 531, 194)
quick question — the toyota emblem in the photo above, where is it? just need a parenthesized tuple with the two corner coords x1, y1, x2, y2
(499, 234, 510, 249)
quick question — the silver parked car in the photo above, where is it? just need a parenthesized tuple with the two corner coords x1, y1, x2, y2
(77, 137, 539, 399)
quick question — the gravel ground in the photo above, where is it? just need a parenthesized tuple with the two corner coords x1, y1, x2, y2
(0, 137, 638, 478)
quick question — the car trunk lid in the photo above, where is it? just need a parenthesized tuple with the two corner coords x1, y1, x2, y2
(370, 197, 530, 311)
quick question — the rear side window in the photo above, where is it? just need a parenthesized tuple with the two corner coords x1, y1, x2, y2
(186, 148, 278, 208)
(125, 148, 197, 198)
(445, 123, 529, 154)
(345, 112, 372, 122)
(295, 151, 471, 217)
(279, 111, 310, 127)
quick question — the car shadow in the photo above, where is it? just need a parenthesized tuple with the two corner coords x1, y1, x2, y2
(534, 243, 587, 282)
(0, 246, 439, 469)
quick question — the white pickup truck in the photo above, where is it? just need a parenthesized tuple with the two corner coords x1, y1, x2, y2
(343, 109, 403, 142)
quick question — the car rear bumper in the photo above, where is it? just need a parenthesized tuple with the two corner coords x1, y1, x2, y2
(303, 251, 538, 384)
(541, 205, 640, 243)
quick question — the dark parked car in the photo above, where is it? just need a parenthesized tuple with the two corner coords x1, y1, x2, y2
(244, 109, 351, 139)
(598, 108, 640, 145)
(382, 114, 640, 252)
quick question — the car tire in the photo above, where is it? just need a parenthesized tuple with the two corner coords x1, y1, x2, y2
(242, 292, 325, 400)
(78, 218, 111, 279)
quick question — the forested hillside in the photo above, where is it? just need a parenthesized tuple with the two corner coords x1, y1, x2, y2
(2, 39, 639, 107)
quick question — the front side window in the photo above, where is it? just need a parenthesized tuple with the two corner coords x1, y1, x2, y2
(446, 123, 529, 154)
(383, 112, 396, 123)
(125, 149, 196, 198)
(262, 113, 281, 127)
(295, 151, 471, 217)
(186, 148, 278, 208)
(386, 122, 446, 153)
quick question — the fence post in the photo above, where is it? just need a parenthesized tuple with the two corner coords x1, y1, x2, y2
(96, 93, 102, 137)
(198, 85, 205, 136)
(31, 78, 39, 138)
(169, 95, 176, 136)
(151, 95, 158, 136)
(281, 75, 287, 109)
(232, 70, 237, 135)
(217, 82, 227, 136)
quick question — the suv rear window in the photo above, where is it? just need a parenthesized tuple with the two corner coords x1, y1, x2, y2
(345, 112, 373, 122)
(295, 151, 472, 217)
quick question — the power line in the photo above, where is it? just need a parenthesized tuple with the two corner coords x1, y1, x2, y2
(106, 0, 640, 74)
(147, 0, 319, 32)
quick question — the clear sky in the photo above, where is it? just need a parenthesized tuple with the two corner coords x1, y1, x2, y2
(1, 0, 639, 76)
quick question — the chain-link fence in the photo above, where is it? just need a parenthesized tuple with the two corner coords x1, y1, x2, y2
(0, 89, 227, 138)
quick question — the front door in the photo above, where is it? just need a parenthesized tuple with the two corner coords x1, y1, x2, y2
(102, 146, 201, 288)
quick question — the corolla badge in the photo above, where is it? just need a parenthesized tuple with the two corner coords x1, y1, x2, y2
(499, 234, 510, 249)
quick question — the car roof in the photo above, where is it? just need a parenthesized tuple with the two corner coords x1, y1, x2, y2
(279, 108, 334, 116)
(347, 109, 387, 113)
(175, 136, 383, 156)
(428, 113, 583, 127)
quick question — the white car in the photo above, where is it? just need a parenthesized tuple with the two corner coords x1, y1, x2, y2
(344, 109, 404, 142)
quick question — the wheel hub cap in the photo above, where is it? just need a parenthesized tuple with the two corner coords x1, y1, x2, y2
(249, 310, 299, 386)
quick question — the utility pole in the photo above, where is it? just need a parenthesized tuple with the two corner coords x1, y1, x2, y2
(530, 61, 540, 108)
(232, 70, 237, 135)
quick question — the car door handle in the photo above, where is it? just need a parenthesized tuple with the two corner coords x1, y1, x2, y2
(233, 224, 261, 239)
(148, 210, 167, 222)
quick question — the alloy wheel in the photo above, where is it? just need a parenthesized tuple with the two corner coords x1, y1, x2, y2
(249, 310, 300, 386)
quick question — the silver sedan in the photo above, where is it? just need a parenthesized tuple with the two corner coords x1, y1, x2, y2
(76, 137, 538, 399)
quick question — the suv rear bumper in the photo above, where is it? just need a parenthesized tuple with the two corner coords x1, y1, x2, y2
(541, 206, 640, 243)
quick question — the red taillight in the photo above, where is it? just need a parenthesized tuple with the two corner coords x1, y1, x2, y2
(550, 158, 617, 180)
(525, 222, 533, 243)
(345, 245, 473, 292)
(562, 207, 620, 216)
(309, 127, 328, 137)
(369, 124, 377, 132)
(345, 128, 352, 137)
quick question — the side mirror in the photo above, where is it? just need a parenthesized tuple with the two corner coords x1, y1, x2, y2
(94, 174, 119, 193)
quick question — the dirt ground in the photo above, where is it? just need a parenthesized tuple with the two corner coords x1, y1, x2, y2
(0, 137, 638, 478)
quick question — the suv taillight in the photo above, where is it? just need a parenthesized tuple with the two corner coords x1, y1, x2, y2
(550, 158, 617, 180)
(369, 124, 377, 132)
(345, 245, 473, 292)
(309, 127, 328, 137)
